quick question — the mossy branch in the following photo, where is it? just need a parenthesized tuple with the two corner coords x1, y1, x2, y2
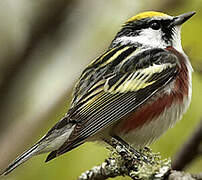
(78, 139, 171, 180)
(77, 137, 202, 180)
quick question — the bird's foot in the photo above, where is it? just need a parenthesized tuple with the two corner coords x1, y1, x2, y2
(105, 136, 151, 164)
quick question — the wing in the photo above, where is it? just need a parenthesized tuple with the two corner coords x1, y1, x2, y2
(46, 46, 179, 162)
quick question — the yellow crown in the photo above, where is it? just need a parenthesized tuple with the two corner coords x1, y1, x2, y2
(127, 11, 169, 22)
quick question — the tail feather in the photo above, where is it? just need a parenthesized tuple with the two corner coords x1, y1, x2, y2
(45, 141, 84, 163)
(0, 144, 39, 176)
(1, 117, 76, 176)
(45, 150, 57, 163)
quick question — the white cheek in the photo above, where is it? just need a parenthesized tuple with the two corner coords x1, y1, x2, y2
(171, 26, 183, 53)
(114, 28, 167, 48)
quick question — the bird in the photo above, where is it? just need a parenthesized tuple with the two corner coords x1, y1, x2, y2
(1, 11, 195, 176)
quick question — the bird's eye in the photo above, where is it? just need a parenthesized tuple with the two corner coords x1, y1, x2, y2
(150, 21, 161, 30)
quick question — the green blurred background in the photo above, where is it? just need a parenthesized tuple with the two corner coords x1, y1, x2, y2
(0, 0, 201, 179)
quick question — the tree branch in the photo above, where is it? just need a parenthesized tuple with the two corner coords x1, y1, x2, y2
(172, 119, 202, 170)
(78, 139, 171, 180)
(167, 170, 202, 180)
(78, 158, 124, 180)
(78, 158, 173, 180)
(78, 134, 202, 180)
(78, 154, 202, 180)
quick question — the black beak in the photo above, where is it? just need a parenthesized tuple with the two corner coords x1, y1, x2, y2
(169, 11, 196, 27)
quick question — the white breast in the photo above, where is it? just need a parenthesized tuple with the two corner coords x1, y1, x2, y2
(120, 95, 191, 148)
(119, 58, 192, 148)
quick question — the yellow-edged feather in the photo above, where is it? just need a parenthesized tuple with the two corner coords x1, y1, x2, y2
(100, 46, 130, 67)
(88, 47, 116, 66)
(105, 63, 175, 93)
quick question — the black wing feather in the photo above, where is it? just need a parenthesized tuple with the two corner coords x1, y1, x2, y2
(46, 47, 179, 162)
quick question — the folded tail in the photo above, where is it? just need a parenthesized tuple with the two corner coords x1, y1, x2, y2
(0, 116, 76, 176)
(0, 144, 39, 176)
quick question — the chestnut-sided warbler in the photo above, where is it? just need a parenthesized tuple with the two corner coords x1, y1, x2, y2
(1, 11, 195, 175)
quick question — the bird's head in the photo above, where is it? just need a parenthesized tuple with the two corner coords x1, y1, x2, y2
(111, 11, 195, 52)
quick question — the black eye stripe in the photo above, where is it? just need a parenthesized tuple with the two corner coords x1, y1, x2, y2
(113, 18, 173, 44)
(123, 19, 165, 31)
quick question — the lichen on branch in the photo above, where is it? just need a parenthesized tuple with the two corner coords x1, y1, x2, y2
(78, 139, 171, 180)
